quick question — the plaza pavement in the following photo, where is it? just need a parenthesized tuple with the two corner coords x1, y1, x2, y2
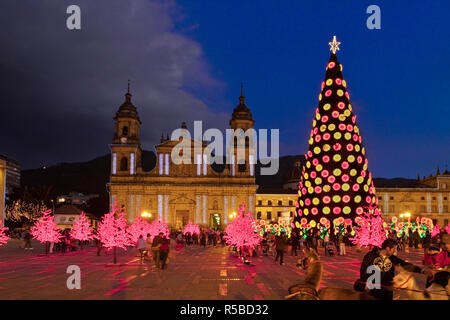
(0, 239, 428, 300)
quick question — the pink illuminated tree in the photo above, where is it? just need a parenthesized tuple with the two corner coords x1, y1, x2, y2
(147, 219, 169, 242)
(70, 212, 94, 249)
(0, 227, 10, 246)
(183, 221, 200, 236)
(128, 216, 151, 244)
(431, 224, 441, 238)
(445, 224, 450, 234)
(30, 209, 62, 254)
(224, 202, 262, 251)
(97, 203, 131, 264)
(350, 205, 387, 248)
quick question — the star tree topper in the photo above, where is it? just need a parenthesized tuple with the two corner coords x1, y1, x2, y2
(329, 35, 341, 54)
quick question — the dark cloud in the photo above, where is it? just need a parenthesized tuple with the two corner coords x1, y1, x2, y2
(0, 0, 229, 169)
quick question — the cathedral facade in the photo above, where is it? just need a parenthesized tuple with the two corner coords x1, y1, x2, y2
(107, 87, 257, 229)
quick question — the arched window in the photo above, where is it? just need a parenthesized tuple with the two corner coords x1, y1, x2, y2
(120, 157, 128, 171)
(122, 126, 129, 136)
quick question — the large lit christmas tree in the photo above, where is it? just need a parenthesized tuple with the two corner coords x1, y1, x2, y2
(294, 36, 378, 232)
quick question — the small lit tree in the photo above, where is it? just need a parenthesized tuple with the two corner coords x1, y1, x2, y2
(128, 216, 151, 244)
(147, 219, 169, 242)
(70, 212, 94, 250)
(0, 227, 10, 246)
(224, 202, 262, 253)
(30, 209, 62, 254)
(97, 202, 131, 264)
(431, 224, 441, 238)
(350, 205, 387, 248)
(183, 222, 200, 235)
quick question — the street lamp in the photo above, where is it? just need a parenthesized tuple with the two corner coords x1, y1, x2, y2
(229, 211, 237, 220)
(141, 211, 152, 218)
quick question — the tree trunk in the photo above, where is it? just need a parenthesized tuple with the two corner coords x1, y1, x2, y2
(45, 241, 48, 255)
(113, 246, 117, 264)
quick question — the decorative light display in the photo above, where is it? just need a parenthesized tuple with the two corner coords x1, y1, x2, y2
(147, 219, 170, 242)
(183, 221, 200, 236)
(294, 36, 378, 232)
(254, 220, 292, 238)
(350, 204, 387, 248)
(0, 227, 10, 246)
(224, 202, 262, 249)
(445, 224, 450, 234)
(128, 216, 151, 243)
(70, 212, 94, 242)
(31, 209, 62, 244)
(97, 202, 131, 263)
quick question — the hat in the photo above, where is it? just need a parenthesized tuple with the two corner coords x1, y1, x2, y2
(441, 233, 450, 244)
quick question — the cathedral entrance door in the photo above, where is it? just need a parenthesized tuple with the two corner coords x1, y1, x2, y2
(176, 210, 189, 230)
(210, 213, 221, 230)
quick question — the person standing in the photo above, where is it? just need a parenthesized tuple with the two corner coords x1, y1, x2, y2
(152, 233, 163, 268)
(339, 232, 346, 256)
(200, 231, 206, 248)
(290, 231, 299, 256)
(355, 239, 429, 300)
(275, 234, 288, 265)
(159, 237, 170, 269)
(324, 232, 330, 256)
(137, 235, 148, 263)
(24, 230, 33, 250)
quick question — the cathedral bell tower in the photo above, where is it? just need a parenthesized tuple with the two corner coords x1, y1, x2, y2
(110, 81, 142, 176)
(228, 84, 256, 178)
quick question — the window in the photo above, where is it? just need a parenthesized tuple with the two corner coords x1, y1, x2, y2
(120, 157, 128, 171)
(289, 211, 293, 217)
(122, 126, 128, 136)
(112, 153, 117, 174)
(164, 154, 169, 175)
(257, 200, 262, 206)
(432, 205, 437, 212)
(277, 211, 282, 217)
(378, 196, 382, 200)
(389, 196, 394, 200)
(159, 154, 163, 175)
(268, 200, 272, 206)
(421, 197, 425, 200)
(278, 200, 283, 206)
(196, 154, 201, 176)
(238, 163, 246, 172)
(444, 197, 448, 200)
(266, 212, 272, 220)
(443, 206, 449, 213)
(256, 212, 262, 220)
(432, 197, 436, 201)
(130, 153, 135, 175)
(289, 200, 293, 206)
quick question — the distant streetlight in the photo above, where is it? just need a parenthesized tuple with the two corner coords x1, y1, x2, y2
(141, 211, 152, 218)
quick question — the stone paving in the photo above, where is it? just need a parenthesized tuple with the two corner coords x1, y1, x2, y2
(0, 239, 428, 300)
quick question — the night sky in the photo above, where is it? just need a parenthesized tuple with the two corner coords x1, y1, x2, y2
(1, 0, 449, 178)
